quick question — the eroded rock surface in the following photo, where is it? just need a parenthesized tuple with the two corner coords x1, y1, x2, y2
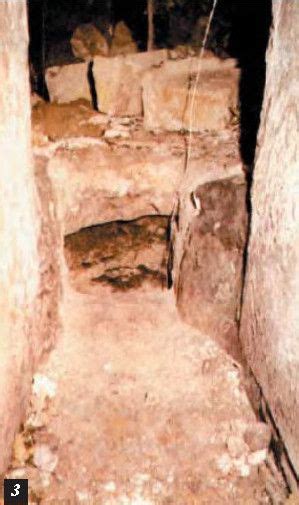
(240, 0, 299, 484)
(170, 129, 245, 358)
(175, 175, 247, 359)
(0, 0, 61, 473)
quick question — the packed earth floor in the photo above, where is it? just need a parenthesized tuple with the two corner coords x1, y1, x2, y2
(5, 278, 274, 504)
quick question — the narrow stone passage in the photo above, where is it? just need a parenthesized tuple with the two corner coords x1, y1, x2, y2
(1, 1, 299, 502)
(4, 97, 284, 504)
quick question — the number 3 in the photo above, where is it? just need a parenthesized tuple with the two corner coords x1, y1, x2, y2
(11, 483, 20, 496)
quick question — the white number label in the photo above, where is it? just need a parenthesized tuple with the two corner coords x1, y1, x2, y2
(11, 483, 21, 496)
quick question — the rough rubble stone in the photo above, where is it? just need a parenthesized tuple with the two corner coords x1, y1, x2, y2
(167, 44, 197, 60)
(142, 56, 239, 132)
(45, 62, 90, 104)
(70, 21, 137, 61)
(244, 423, 272, 453)
(110, 21, 138, 56)
(71, 23, 109, 61)
(93, 50, 168, 116)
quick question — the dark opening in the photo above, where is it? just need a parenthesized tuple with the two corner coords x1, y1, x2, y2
(87, 60, 98, 110)
(227, 0, 272, 170)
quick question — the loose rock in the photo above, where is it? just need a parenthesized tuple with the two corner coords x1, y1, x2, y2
(227, 434, 249, 459)
(110, 21, 138, 56)
(71, 23, 109, 61)
(33, 444, 58, 473)
(248, 449, 268, 467)
(244, 422, 272, 452)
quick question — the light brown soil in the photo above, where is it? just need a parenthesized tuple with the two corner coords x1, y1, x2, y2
(31, 100, 107, 143)
(58, 284, 269, 503)
(64, 216, 169, 293)
(5, 274, 275, 503)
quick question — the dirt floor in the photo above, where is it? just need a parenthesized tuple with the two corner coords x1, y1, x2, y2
(2, 218, 287, 504)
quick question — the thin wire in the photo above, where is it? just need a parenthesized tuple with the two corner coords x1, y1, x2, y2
(167, 0, 218, 288)
(185, 0, 218, 172)
(41, 0, 46, 97)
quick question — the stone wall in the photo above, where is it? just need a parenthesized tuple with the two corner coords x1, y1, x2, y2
(240, 0, 299, 484)
(175, 175, 247, 361)
(170, 129, 246, 360)
(0, 0, 61, 473)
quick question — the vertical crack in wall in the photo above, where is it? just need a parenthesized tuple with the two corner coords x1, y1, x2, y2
(87, 60, 98, 111)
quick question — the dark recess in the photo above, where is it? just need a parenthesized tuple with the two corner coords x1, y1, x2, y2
(227, 0, 272, 170)
(87, 60, 98, 110)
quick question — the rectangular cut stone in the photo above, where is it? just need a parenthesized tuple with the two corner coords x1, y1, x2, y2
(46, 62, 90, 104)
(142, 57, 239, 132)
(93, 49, 168, 116)
(46, 139, 183, 235)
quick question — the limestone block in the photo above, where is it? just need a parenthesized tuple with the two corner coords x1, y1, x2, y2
(175, 176, 247, 358)
(93, 49, 168, 116)
(45, 62, 90, 104)
(142, 56, 239, 132)
(46, 139, 183, 235)
(169, 130, 245, 359)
